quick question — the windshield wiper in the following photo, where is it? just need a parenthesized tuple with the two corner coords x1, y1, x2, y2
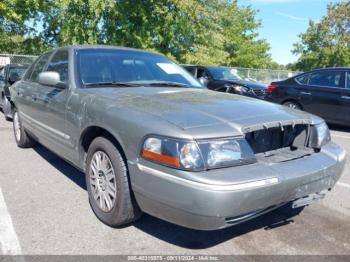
(84, 81, 142, 88)
(144, 82, 190, 88)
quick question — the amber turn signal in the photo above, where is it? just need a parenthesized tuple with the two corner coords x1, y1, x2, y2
(142, 150, 181, 168)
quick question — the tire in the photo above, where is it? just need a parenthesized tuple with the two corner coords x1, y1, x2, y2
(12, 108, 36, 148)
(283, 101, 301, 110)
(85, 136, 141, 227)
(3, 96, 12, 121)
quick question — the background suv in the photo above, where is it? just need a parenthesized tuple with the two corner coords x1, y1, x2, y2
(265, 68, 350, 126)
(183, 65, 267, 99)
(0, 63, 29, 120)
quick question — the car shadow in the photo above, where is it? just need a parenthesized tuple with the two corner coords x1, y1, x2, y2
(33, 144, 303, 249)
(133, 207, 302, 249)
(329, 124, 350, 133)
(33, 145, 86, 190)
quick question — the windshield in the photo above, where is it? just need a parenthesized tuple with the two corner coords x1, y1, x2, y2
(76, 49, 202, 88)
(9, 67, 28, 79)
(208, 67, 243, 81)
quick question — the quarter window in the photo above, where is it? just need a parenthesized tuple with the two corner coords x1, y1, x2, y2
(46, 50, 69, 82)
(309, 71, 343, 88)
(295, 74, 309, 85)
(30, 53, 51, 82)
(347, 72, 350, 89)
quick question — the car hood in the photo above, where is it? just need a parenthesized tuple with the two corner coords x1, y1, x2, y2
(86, 87, 321, 134)
(224, 80, 267, 90)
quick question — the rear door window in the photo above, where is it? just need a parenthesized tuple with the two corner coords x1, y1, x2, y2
(309, 70, 344, 88)
(46, 50, 69, 82)
(347, 72, 350, 89)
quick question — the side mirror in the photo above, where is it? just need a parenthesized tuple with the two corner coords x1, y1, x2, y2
(198, 77, 209, 87)
(38, 71, 67, 89)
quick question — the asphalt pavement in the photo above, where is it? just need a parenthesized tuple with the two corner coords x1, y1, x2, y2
(0, 116, 349, 255)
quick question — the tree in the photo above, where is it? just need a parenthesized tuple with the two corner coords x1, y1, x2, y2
(218, 1, 272, 68)
(1, 0, 275, 69)
(0, 0, 50, 54)
(293, 1, 350, 71)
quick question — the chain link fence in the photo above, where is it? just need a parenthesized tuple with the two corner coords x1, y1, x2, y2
(183, 64, 301, 84)
(0, 54, 38, 67)
(0, 54, 300, 84)
(232, 67, 300, 84)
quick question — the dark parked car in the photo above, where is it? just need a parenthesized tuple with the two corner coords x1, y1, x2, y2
(10, 46, 345, 230)
(183, 65, 267, 99)
(0, 63, 29, 120)
(265, 68, 350, 126)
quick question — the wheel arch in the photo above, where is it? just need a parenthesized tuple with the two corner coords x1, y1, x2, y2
(79, 126, 128, 169)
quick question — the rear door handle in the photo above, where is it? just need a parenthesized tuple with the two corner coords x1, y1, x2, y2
(341, 96, 350, 100)
(300, 92, 311, 95)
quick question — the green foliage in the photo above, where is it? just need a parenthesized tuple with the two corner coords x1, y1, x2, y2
(0, 0, 47, 54)
(0, 0, 275, 68)
(293, 1, 350, 71)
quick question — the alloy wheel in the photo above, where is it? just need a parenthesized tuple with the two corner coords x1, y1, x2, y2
(90, 151, 117, 212)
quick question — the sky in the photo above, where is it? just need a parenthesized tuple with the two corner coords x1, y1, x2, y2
(241, 0, 344, 65)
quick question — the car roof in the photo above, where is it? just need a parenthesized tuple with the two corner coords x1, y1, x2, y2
(181, 65, 231, 70)
(293, 67, 350, 78)
(51, 45, 163, 56)
(309, 67, 350, 72)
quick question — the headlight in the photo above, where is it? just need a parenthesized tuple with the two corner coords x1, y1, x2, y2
(141, 136, 256, 171)
(142, 136, 204, 171)
(197, 139, 256, 169)
(309, 122, 331, 149)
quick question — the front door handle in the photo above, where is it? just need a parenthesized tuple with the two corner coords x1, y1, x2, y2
(300, 91, 311, 95)
(341, 95, 350, 100)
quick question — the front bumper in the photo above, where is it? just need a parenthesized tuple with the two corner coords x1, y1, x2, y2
(129, 142, 346, 230)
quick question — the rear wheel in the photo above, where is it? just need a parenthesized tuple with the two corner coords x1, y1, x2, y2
(85, 136, 141, 227)
(12, 108, 36, 148)
(283, 101, 301, 110)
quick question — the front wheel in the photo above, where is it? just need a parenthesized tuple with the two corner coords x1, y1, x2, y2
(13, 108, 36, 148)
(85, 136, 141, 227)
